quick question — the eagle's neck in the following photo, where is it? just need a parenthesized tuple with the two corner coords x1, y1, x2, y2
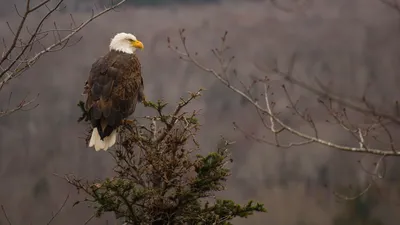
(109, 42, 135, 54)
(109, 50, 135, 58)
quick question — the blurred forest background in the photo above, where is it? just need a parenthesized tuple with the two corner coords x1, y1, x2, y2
(1, 0, 400, 224)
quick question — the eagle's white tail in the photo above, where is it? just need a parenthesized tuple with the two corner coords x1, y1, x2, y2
(88, 128, 118, 151)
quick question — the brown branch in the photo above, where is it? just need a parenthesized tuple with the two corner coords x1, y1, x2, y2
(0, 94, 39, 118)
(233, 122, 313, 148)
(169, 30, 400, 156)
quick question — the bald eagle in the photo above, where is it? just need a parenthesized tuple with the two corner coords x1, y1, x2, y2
(83, 32, 145, 151)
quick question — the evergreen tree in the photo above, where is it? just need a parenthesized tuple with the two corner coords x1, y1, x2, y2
(70, 89, 266, 224)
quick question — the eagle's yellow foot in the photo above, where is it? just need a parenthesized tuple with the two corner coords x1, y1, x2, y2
(140, 95, 147, 104)
(122, 119, 135, 126)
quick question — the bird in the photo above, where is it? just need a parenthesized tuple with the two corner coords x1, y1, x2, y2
(83, 32, 145, 151)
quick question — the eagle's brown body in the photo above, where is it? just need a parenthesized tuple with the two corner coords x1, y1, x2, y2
(84, 49, 144, 149)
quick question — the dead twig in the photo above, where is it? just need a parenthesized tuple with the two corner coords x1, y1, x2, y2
(47, 194, 70, 225)
(1, 205, 12, 225)
(334, 154, 386, 200)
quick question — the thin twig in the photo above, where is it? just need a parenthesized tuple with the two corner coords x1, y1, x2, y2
(47, 194, 70, 225)
(84, 214, 96, 225)
(1, 205, 12, 225)
(334, 154, 386, 200)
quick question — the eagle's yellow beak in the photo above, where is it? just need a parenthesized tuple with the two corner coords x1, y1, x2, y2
(131, 40, 144, 49)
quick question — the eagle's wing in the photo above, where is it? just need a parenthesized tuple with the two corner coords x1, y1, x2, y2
(84, 53, 143, 139)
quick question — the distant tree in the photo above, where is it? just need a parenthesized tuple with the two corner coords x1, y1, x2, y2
(67, 90, 266, 224)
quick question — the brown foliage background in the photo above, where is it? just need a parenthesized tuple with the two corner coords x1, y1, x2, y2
(1, 0, 400, 224)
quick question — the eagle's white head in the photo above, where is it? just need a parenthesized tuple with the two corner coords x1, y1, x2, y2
(109, 32, 144, 54)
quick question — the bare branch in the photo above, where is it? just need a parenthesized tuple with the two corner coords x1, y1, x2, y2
(334, 181, 373, 201)
(0, 0, 127, 91)
(169, 30, 400, 157)
(334, 155, 386, 200)
(83, 214, 96, 225)
(47, 194, 69, 225)
(1, 0, 64, 81)
(0, 94, 39, 118)
(1, 205, 12, 225)
(0, 0, 40, 66)
(278, 69, 400, 125)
